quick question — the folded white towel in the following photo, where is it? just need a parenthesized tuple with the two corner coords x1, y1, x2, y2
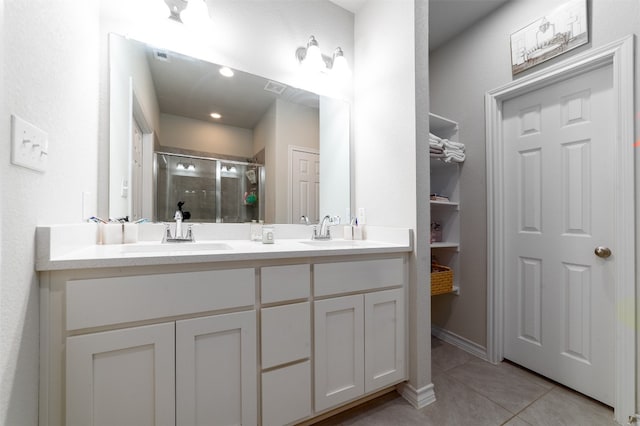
(443, 139, 465, 152)
(430, 152, 446, 158)
(429, 133, 442, 143)
(429, 139, 444, 149)
(444, 150, 465, 163)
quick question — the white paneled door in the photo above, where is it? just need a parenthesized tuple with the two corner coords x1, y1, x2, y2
(502, 63, 615, 405)
(291, 148, 320, 223)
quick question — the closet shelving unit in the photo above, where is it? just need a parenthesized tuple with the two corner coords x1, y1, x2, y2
(429, 113, 461, 295)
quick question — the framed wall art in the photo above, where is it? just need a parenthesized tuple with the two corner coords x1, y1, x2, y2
(510, 0, 588, 75)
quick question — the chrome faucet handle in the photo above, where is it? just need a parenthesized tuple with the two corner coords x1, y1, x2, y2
(163, 223, 172, 242)
(185, 225, 195, 242)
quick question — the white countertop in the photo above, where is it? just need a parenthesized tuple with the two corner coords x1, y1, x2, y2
(36, 223, 413, 271)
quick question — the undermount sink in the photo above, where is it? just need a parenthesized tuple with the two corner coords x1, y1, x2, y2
(120, 242, 233, 254)
(299, 240, 376, 248)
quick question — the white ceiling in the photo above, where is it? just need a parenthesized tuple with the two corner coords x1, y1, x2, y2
(330, 0, 510, 51)
(143, 43, 318, 130)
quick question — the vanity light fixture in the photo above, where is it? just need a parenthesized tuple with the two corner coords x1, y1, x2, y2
(176, 161, 196, 171)
(295, 35, 349, 75)
(163, 0, 209, 25)
(164, 0, 188, 22)
(210, 112, 222, 119)
(219, 66, 234, 78)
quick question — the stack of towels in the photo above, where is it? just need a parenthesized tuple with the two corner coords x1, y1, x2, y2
(429, 133, 465, 163)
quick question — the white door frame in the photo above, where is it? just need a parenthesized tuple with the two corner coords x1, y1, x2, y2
(486, 36, 635, 424)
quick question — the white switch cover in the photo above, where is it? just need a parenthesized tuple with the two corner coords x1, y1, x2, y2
(11, 114, 48, 172)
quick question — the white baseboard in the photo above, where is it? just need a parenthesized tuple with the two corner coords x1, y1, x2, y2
(397, 382, 436, 409)
(431, 325, 489, 362)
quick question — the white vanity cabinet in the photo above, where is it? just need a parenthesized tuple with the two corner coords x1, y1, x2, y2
(313, 259, 406, 413)
(40, 248, 410, 426)
(50, 268, 257, 426)
(66, 312, 257, 426)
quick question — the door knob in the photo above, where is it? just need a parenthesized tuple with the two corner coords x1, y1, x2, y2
(594, 246, 612, 258)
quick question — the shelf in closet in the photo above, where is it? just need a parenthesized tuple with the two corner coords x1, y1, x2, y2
(429, 112, 461, 296)
(430, 242, 459, 250)
(430, 200, 459, 208)
(429, 113, 458, 135)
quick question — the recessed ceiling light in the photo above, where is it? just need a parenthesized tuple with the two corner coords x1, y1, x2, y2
(210, 112, 222, 119)
(219, 66, 234, 77)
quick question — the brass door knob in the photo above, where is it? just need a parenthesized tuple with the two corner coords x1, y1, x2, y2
(594, 246, 612, 258)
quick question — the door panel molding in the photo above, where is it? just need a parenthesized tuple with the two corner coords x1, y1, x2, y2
(486, 35, 635, 424)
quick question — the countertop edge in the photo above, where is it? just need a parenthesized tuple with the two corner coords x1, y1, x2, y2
(36, 244, 412, 271)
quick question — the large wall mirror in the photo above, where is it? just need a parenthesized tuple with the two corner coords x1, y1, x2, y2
(108, 33, 350, 224)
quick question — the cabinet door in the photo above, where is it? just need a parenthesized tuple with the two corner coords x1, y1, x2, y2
(176, 311, 257, 426)
(314, 295, 364, 412)
(364, 288, 406, 392)
(66, 323, 175, 426)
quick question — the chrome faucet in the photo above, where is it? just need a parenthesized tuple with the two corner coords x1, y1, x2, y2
(174, 209, 183, 239)
(300, 215, 310, 225)
(163, 201, 194, 243)
(312, 215, 332, 240)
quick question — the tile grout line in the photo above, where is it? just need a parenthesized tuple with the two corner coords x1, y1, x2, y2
(440, 357, 557, 422)
(511, 384, 556, 419)
(441, 367, 517, 424)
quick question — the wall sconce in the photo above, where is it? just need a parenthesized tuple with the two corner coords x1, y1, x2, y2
(163, 0, 208, 26)
(296, 35, 350, 76)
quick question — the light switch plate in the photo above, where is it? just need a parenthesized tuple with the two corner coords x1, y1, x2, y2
(11, 114, 48, 172)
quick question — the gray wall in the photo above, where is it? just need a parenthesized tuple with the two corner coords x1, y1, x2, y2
(429, 0, 640, 362)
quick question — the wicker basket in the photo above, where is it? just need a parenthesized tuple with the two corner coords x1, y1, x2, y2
(431, 263, 453, 295)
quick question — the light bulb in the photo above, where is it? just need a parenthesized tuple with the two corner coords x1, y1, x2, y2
(302, 36, 326, 72)
(176, 162, 185, 170)
(330, 48, 350, 77)
(219, 66, 234, 78)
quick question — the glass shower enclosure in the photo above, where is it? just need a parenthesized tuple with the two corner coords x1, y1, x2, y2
(155, 152, 264, 223)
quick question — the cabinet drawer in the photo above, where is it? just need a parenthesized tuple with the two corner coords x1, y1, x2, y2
(261, 302, 310, 369)
(261, 264, 310, 304)
(262, 361, 311, 426)
(67, 269, 255, 331)
(314, 258, 405, 297)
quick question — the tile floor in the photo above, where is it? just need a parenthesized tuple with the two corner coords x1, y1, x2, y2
(314, 337, 616, 426)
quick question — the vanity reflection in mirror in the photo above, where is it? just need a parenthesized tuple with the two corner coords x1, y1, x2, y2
(108, 33, 350, 224)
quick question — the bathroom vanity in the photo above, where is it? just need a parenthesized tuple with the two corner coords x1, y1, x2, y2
(37, 224, 411, 426)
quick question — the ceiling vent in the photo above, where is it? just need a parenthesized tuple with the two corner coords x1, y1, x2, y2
(264, 80, 287, 95)
(154, 50, 170, 62)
